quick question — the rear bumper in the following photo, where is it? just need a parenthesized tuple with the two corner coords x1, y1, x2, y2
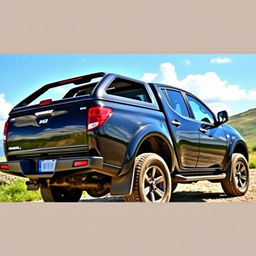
(0, 156, 104, 178)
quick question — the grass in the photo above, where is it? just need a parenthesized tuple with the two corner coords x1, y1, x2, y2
(249, 150, 256, 169)
(0, 179, 42, 202)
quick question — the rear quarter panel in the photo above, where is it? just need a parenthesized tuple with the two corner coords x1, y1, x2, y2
(89, 100, 172, 171)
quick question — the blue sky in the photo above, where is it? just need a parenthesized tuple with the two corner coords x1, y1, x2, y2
(0, 54, 256, 147)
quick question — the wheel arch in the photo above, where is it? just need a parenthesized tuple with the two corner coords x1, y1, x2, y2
(110, 124, 176, 196)
(121, 125, 176, 176)
(224, 140, 249, 172)
(232, 141, 249, 161)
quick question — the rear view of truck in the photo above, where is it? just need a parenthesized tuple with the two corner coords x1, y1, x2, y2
(1, 72, 116, 201)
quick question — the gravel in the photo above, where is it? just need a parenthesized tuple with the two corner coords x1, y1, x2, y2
(0, 173, 21, 185)
(80, 169, 256, 203)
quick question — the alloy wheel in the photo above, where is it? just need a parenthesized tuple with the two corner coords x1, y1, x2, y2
(143, 165, 167, 202)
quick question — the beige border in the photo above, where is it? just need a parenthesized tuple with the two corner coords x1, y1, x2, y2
(0, 203, 256, 256)
(1, 0, 256, 256)
(0, 0, 256, 53)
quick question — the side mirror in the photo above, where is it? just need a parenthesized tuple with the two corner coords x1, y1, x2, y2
(217, 110, 229, 125)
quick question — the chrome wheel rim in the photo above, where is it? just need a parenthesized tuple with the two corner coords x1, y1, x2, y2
(234, 161, 248, 189)
(143, 165, 166, 202)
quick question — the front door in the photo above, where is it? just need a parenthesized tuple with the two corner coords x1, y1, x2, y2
(185, 94, 228, 168)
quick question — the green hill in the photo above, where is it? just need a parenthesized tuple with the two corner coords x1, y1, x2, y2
(228, 108, 256, 148)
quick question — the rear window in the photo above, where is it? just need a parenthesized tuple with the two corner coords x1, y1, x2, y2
(106, 78, 152, 103)
(27, 81, 99, 106)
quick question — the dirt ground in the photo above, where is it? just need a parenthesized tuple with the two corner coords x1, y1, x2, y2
(80, 169, 256, 203)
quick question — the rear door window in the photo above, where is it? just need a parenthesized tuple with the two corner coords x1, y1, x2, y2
(164, 89, 190, 118)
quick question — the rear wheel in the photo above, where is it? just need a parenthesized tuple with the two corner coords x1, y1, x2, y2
(125, 153, 172, 202)
(40, 186, 83, 202)
(221, 153, 249, 196)
(172, 181, 178, 192)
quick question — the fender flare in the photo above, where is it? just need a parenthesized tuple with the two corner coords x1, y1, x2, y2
(110, 124, 176, 196)
(223, 139, 249, 174)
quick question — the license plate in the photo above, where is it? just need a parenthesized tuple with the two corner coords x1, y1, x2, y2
(38, 160, 57, 173)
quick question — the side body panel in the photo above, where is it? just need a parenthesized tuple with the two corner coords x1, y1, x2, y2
(194, 122, 228, 168)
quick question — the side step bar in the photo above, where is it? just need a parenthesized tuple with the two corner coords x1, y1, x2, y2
(173, 173, 226, 182)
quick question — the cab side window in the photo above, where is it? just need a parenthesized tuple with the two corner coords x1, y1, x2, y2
(186, 95, 215, 124)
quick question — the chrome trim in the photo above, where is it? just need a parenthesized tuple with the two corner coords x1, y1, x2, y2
(35, 109, 54, 116)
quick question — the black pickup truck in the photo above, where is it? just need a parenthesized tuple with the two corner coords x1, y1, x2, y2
(0, 72, 250, 202)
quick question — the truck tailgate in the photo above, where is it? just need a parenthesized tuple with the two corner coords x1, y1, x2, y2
(7, 100, 89, 158)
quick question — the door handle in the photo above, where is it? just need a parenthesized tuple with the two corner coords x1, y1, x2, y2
(199, 127, 207, 133)
(171, 120, 181, 127)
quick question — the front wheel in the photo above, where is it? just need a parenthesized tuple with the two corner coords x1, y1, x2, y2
(221, 153, 249, 196)
(125, 153, 172, 202)
(40, 186, 83, 202)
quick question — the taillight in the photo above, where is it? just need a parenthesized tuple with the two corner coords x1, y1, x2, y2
(3, 121, 9, 142)
(87, 106, 112, 131)
(39, 99, 53, 106)
(0, 164, 9, 170)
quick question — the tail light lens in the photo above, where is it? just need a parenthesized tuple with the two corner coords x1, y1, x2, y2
(3, 121, 9, 142)
(0, 164, 9, 170)
(87, 106, 112, 131)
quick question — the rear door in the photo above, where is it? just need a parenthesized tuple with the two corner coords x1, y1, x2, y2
(161, 89, 200, 168)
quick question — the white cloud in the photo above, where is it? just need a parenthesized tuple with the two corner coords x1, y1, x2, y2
(142, 62, 256, 115)
(183, 59, 191, 66)
(210, 57, 232, 64)
(158, 63, 178, 85)
(0, 94, 13, 136)
(0, 94, 13, 119)
(141, 73, 158, 82)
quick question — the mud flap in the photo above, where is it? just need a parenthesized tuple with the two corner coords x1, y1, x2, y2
(110, 167, 135, 196)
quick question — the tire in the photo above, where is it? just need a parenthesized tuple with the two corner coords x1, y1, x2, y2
(172, 181, 178, 192)
(125, 153, 172, 202)
(41, 186, 83, 202)
(221, 153, 249, 196)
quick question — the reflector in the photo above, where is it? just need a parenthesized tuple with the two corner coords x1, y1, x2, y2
(73, 160, 89, 167)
